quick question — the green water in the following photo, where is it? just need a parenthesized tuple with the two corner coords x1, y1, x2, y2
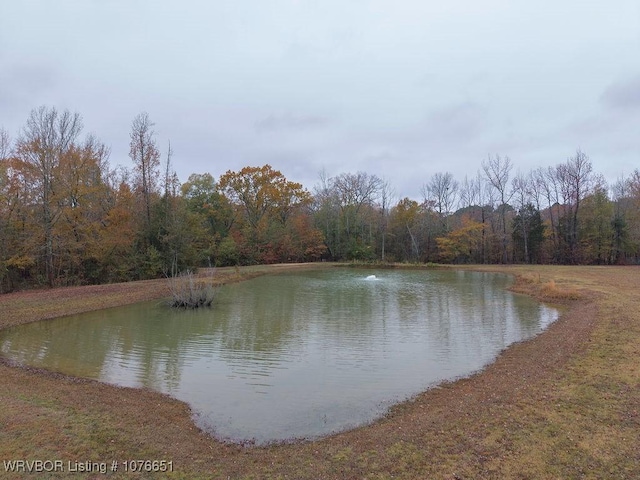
(0, 268, 557, 444)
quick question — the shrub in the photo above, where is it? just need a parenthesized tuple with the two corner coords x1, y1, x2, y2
(167, 270, 216, 308)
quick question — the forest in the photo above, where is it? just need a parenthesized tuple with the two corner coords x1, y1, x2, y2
(1, 106, 639, 291)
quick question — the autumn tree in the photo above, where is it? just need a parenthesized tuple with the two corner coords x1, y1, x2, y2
(0, 154, 36, 290)
(15, 106, 83, 285)
(54, 135, 111, 281)
(6, 107, 119, 286)
(0, 126, 40, 289)
(458, 172, 493, 263)
(219, 165, 307, 229)
(436, 216, 484, 263)
(388, 198, 423, 261)
(93, 177, 137, 281)
(219, 165, 320, 263)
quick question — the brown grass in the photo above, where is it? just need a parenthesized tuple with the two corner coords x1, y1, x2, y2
(511, 272, 583, 301)
(1, 263, 639, 479)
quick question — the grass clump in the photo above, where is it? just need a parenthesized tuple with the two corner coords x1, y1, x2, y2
(539, 279, 582, 301)
(512, 273, 582, 302)
(167, 270, 216, 308)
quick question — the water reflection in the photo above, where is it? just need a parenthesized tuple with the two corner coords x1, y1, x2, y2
(0, 269, 557, 443)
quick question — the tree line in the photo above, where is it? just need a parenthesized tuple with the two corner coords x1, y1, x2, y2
(1, 106, 639, 291)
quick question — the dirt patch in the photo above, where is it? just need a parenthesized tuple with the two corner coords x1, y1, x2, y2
(1, 264, 639, 479)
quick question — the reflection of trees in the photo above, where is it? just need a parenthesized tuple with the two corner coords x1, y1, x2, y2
(0, 316, 120, 379)
(0, 302, 204, 389)
(400, 270, 553, 367)
(217, 275, 300, 353)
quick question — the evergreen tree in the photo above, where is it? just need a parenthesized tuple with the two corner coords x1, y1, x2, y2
(512, 203, 545, 264)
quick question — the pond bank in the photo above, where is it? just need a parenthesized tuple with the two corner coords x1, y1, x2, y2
(1, 264, 639, 479)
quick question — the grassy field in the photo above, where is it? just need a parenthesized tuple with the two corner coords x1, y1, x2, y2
(0, 264, 639, 479)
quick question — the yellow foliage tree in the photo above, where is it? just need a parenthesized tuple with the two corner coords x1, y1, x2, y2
(436, 216, 484, 263)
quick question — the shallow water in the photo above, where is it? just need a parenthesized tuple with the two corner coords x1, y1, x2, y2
(0, 268, 557, 444)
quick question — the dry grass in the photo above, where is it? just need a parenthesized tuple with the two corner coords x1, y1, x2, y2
(167, 270, 216, 308)
(510, 271, 583, 301)
(1, 263, 639, 479)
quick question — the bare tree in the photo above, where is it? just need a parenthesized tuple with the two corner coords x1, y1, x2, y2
(532, 166, 561, 258)
(0, 128, 10, 161)
(612, 173, 635, 229)
(129, 112, 160, 228)
(526, 170, 542, 212)
(161, 140, 183, 275)
(459, 174, 480, 209)
(511, 171, 533, 262)
(630, 169, 640, 200)
(482, 154, 513, 263)
(312, 169, 341, 259)
(422, 171, 459, 231)
(162, 140, 181, 199)
(558, 149, 593, 263)
(313, 171, 382, 259)
(378, 177, 395, 261)
(332, 171, 382, 237)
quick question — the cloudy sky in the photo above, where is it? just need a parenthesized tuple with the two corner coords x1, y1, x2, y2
(1, 0, 638, 200)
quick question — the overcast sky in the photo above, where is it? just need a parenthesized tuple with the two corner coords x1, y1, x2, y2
(1, 0, 638, 200)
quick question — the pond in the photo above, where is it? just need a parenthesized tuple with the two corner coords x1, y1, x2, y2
(0, 268, 558, 444)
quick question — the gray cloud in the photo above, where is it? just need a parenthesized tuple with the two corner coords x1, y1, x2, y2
(0, 63, 57, 109)
(1, 0, 638, 201)
(254, 113, 330, 132)
(600, 74, 640, 110)
(423, 102, 486, 142)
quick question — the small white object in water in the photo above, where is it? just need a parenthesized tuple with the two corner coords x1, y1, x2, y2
(365, 274, 377, 280)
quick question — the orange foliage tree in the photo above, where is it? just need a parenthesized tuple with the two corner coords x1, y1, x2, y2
(218, 165, 325, 263)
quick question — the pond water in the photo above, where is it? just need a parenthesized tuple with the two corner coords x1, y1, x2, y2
(0, 268, 558, 444)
